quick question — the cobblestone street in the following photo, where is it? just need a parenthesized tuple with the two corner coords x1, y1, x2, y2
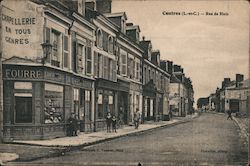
(9, 113, 248, 166)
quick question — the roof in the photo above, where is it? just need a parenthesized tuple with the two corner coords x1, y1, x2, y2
(104, 12, 127, 20)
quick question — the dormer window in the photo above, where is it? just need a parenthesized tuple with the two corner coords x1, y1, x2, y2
(108, 36, 114, 53)
(96, 29, 103, 48)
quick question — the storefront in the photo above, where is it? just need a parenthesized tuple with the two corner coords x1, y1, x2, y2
(95, 78, 119, 131)
(3, 64, 94, 141)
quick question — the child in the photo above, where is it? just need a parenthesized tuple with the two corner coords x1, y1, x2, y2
(112, 115, 117, 132)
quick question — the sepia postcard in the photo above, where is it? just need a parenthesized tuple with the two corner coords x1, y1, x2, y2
(0, 0, 249, 165)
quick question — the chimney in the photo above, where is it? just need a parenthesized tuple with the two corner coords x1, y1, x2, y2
(96, 0, 112, 14)
(167, 61, 173, 74)
(86, 0, 96, 11)
(222, 78, 231, 89)
(236, 74, 244, 87)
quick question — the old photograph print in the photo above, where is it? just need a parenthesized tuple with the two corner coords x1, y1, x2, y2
(0, 0, 249, 165)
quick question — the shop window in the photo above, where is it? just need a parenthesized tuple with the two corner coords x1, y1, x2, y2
(97, 94, 103, 118)
(74, 88, 79, 118)
(85, 90, 91, 121)
(44, 83, 64, 123)
(15, 95, 32, 123)
(108, 95, 114, 114)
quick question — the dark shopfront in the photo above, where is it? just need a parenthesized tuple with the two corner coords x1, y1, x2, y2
(95, 78, 118, 131)
(142, 80, 163, 122)
(2, 64, 93, 141)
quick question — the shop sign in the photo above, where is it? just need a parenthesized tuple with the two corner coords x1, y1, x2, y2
(4, 68, 42, 79)
(1, 1, 43, 59)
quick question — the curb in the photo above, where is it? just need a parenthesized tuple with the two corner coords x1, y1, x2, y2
(11, 114, 199, 162)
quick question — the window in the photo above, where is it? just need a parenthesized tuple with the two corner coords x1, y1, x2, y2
(86, 46, 92, 75)
(44, 83, 64, 123)
(51, 30, 61, 67)
(120, 49, 127, 76)
(96, 29, 103, 48)
(77, 43, 85, 73)
(108, 36, 114, 53)
(63, 35, 69, 68)
(15, 96, 32, 123)
(85, 90, 91, 121)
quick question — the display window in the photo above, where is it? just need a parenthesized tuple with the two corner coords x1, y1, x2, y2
(44, 83, 64, 123)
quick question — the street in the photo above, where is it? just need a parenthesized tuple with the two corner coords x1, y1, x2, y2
(10, 113, 248, 165)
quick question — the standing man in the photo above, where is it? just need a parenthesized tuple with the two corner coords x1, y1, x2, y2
(134, 109, 141, 129)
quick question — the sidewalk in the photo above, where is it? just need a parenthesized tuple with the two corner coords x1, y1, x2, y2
(232, 115, 249, 142)
(0, 113, 198, 163)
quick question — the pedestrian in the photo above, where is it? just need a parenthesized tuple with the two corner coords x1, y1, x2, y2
(227, 109, 233, 120)
(112, 115, 117, 132)
(169, 109, 173, 120)
(134, 109, 141, 129)
(68, 113, 78, 136)
(106, 112, 112, 133)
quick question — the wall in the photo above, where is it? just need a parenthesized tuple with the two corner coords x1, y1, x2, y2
(2, 0, 44, 60)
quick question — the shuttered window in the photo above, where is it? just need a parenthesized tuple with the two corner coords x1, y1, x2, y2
(86, 46, 92, 75)
(63, 35, 69, 68)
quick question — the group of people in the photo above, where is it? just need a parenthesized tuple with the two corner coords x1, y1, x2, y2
(68, 109, 142, 136)
(67, 113, 78, 136)
(106, 112, 117, 133)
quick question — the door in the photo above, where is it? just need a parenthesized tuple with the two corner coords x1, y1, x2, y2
(15, 96, 32, 123)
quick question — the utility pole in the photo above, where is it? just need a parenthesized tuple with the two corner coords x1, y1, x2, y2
(0, 0, 3, 143)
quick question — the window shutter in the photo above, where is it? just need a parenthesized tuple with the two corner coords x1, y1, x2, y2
(72, 40, 78, 72)
(45, 27, 50, 43)
(86, 46, 92, 74)
(94, 52, 98, 77)
(63, 35, 69, 68)
(113, 59, 116, 81)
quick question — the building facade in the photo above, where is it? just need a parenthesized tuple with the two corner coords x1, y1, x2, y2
(0, 0, 193, 141)
(2, 0, 96, 140)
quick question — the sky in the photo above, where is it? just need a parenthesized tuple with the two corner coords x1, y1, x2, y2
(112, 0, 249, 104)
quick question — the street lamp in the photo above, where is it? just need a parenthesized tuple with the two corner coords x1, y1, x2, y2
(41, 40, 52, 64)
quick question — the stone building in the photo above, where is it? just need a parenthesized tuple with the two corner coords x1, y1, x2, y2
(0, 0, 192, 141)
(1, 0, 96, 140)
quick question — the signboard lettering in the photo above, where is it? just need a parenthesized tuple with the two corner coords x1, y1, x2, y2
(5, 69, 42, 79)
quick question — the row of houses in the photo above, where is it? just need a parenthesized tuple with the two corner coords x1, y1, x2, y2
(0, 0, 194, 141)
(197, 74, 250, 115)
